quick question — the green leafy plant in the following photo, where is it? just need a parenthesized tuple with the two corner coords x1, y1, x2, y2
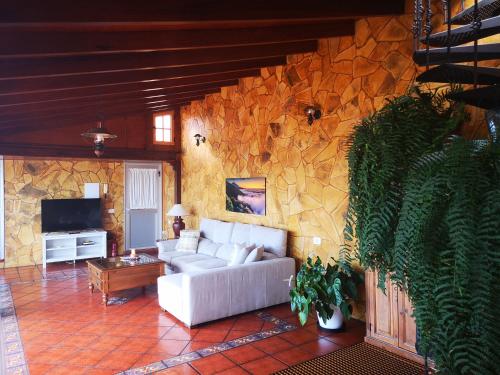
(343, 86, 468, 288)
(344, 85, 499, 374)
(290, 256, 363, 326)
(392, 138, 500, 374)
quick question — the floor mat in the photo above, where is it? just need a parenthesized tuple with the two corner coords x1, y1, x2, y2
(274, 342, 424, 375)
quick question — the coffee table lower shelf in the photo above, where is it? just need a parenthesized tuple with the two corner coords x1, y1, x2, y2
(87, 258, 165, 305)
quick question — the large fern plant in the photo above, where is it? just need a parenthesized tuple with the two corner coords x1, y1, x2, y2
(392, 139, 500, 374)
(344, 86, 500, 374)
(344, 86, 467, 287)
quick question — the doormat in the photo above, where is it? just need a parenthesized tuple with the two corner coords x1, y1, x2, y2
(274, 342, 425, 375)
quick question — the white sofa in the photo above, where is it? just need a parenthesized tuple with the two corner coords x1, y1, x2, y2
(157, 218, 295, 327)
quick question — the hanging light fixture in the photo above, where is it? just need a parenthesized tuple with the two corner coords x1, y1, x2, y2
(81, 120, 117, 157)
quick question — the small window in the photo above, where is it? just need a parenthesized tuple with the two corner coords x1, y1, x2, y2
(153, 111, 174, 144)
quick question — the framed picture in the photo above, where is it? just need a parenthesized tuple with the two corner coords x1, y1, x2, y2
(226, 177, 266, 215)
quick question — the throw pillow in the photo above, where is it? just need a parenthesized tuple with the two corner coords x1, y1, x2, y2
(228, 243, 255, 266)
(244, 245, 264, 263)
(175, 230, 200, 253)
(197, 237, 222, 256)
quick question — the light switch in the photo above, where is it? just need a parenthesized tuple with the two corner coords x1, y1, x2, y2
(107, 208, 115, 214)
(313, 236, 322, 246)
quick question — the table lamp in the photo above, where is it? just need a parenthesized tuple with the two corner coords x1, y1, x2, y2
(167, 204, 189, 238)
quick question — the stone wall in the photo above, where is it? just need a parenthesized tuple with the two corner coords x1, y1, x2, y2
(180, 15, 417, 266)
(3, 159, 124, 267)
(2, 158, 176, 268)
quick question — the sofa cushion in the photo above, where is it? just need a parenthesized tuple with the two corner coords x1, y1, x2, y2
(230, 222, 252, 244)
(197, 238, 222, 256)
(175, 230, 200, 253)
(158, 251, 194, 265)
(170, 254, 213, 272)
(199, 218, 221, 241)
(262, 251, 278, 261)
(182, 258, 228, 272)
(244, 245, 264, 263)
(214, 243, 234, 261)
(250, 225, 287, 257)
(213, 221, 234, 244)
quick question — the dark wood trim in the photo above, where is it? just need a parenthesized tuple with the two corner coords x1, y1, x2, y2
(0, 41, 317, 79)
(0, 63, 269, 95)
(0, 142, 179, 161)
(0, 1, 405, 23)
(173, 107, 181, 153)
(174, 156, 182, 204)
(0, 80, 237, 107)
(148, 102, 194, 110)
(0, 21, 353, 57)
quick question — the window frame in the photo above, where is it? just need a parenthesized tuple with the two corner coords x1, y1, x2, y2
(152, 110, 175, 145)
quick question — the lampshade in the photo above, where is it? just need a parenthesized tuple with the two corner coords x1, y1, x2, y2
(167, 204, 189, 217)
(81, 121, 118, 141)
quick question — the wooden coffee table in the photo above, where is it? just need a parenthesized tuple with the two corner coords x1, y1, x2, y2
(87, 253, 165, 305)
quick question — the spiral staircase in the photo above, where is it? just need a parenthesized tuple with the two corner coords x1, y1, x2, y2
(412, 0, 500, 110)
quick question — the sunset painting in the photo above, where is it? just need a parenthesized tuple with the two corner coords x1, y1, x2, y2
(226, 177, 266, 215)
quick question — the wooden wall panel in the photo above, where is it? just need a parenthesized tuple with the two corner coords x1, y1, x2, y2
(0, 114, 147, 149)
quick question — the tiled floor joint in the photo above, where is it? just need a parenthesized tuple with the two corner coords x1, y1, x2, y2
(120, 312, 297, 374)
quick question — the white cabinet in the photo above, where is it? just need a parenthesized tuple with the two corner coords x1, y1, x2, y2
(42, 230, 107, 268)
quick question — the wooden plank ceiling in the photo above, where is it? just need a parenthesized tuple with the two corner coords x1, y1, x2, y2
(0, 0, 405, 134)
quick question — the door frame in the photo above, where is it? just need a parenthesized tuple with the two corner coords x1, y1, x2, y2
(0, 156, 4, 260)
(124, 161, 162, 250)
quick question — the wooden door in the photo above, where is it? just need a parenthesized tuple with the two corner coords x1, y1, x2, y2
(366, 271, 399, 347)
(397, 290, 417, 353)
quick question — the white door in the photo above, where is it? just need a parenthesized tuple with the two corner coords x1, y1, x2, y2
(125, 162, 162, 250)
(0, 156, 4, 260)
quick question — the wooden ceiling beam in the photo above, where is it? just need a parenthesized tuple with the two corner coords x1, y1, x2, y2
(0, 88, 220, 116)
(0, 96, 202, 125)
(0, 41, 316, 79)
(0, 1, 405, 23)
(0, 104, 188, 136)
(0, 21, 353, 58)
(0, 142, 178, 161)
(0, 66, 262, 97)
(0, 80, 236, 107)
(0, 109, 148, 134)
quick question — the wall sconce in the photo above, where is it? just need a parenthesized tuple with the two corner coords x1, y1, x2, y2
(304, 106, 322, 125)
(194, 133, 206, 146)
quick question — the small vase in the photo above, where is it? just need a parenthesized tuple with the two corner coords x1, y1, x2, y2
(317, 305, 344, 330)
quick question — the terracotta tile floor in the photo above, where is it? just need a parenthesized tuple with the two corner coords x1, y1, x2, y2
(1, 261, 366, 374)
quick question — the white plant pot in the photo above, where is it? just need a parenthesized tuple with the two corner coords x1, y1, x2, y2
(317, 305, 344, 330)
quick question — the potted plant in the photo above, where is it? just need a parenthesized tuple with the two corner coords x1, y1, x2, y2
(290, 256, 363, 330)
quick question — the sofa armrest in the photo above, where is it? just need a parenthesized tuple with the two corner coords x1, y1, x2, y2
(157, 239, 178, 254)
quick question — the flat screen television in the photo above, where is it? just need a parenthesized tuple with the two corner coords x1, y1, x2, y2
(41, 198, 102, 233)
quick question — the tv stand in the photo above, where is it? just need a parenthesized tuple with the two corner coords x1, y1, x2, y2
(42, 230, 107, 268)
